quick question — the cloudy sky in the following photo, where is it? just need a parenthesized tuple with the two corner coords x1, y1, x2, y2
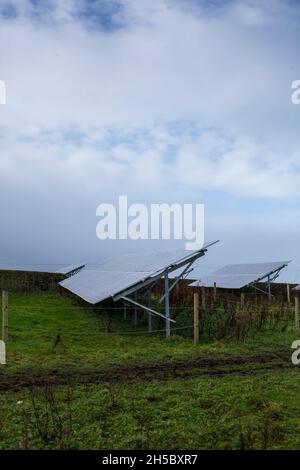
(0, 0, 300, 281)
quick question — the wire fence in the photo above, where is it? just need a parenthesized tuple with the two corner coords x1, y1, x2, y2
(4, 296, 298, 342)
(1, 269, 299, 342)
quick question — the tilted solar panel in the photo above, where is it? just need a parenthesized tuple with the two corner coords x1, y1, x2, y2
(211, 262, 290, 276)
(189, 274, 257, 289)
(60, 269, 153, 304)
(189, 261, 290, 289)
(59, 242, 219, 303)
(89, 242, 215, 274)
(0, 263, 85, 275)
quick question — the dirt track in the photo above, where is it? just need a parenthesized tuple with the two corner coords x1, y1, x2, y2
(0, 350, 293, 391)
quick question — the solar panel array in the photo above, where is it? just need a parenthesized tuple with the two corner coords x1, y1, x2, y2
(0, 263, 85, 275)
(60, 242, 218, 304)
(189, 261, 290, 289)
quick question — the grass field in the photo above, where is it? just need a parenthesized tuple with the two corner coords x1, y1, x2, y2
(0, 293, 299, 450)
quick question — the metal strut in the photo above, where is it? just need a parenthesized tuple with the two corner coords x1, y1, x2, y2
(121, 296, 176, 323)
(164, 271, 171, 337)
(159, 260, 194, 303)
(249, 267, 284, 299)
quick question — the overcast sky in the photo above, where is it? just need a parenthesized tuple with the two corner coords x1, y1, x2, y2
(0, 0, 300, 282)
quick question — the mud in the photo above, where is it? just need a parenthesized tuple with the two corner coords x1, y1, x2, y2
(0, 349, 292, 391)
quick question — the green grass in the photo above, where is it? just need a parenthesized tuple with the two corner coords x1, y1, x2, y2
(1, 370, 300, 450)
(0, 293, 299, 449)
(2, 293, 296, 372)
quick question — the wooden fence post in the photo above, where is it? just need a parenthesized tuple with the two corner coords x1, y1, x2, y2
(201, 285, 206, 311)
(240, 293, 245, 310)
(295, 296, 299, 331)
(213, 282, 217, 302)
(2, 291, 8, 347)
(194, 293, 199, 345)
(287, 284, 291, 304)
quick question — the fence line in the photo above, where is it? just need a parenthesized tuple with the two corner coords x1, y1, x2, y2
(8, 302, 298, 311)
(101, 325, 194, 335)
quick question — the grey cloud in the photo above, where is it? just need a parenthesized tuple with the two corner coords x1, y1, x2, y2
(0, 0, 300, 274)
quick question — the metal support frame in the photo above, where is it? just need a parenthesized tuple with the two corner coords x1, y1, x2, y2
(134, 291, 138, 325)
(164, 271, 170, 337)
(252, 284, 271, 296)
(113, 245, 218, 302)
(267, 275, 271, 300)
(159, 261, 194, 303)
(121, 295, 176, 323)
(114, 242, 220, 338)
(249, 266, 286, 299)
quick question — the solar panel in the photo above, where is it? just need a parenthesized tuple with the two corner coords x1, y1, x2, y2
(91, 242, 215, 274)
(60, 269, 152, 304)
(189, 261, 290, 289)
(60, 242, 218, 304)
(0, 263, 85, 275)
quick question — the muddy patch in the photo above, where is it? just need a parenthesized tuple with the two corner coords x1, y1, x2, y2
(0, 350, 292, 391)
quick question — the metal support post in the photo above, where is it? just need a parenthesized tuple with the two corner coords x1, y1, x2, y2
(164, 272, 170, 337)
(134, 291, 138, 325)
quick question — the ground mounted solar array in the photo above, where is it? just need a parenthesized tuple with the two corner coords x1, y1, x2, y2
(60, 242, 218, 304)
(189, 261, 290, 289)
